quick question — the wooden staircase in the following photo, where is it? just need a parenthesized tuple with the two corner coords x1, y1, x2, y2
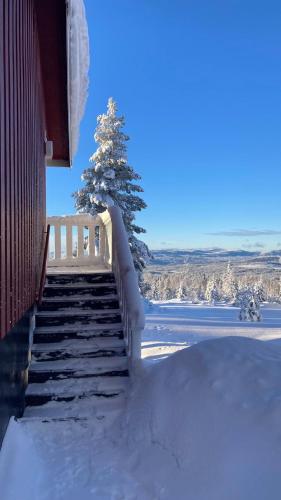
(24, 272, 129, 421)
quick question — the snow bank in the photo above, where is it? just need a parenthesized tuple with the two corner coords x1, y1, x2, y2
(67, 0, 89, 161)
(125, 337, 281, 499)
(2, 336, 281, 499)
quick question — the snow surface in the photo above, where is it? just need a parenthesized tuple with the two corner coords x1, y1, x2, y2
(143, 301, 281, 363)
(1, 303, 281, 499)
(67, 0, 89, 161)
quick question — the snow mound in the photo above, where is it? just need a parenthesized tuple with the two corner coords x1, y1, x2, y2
(125, 337, 281, 500)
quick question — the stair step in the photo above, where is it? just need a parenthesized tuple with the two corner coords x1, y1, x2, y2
(29, 356, 128, 373)
(20, 416, 89, 423)
(38, 296, 119, 312)
(28, 368, 129, 384)
(32, 346, 126, 362)
(33, 325, 124, 343)
(32, 337, 125, 351)
(25, 389, 125, 407)
(36, 310, 122, 328)
(23, 270, 129, 421)
(46, 273, 115, 285)
(36, 308, 121, 317)
(23, 393, 127, 418)
(26, 375, 129, 397)
(43, 284, 117, 298)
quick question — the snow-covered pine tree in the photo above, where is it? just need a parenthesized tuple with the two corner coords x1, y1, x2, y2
(176, 281, 187, 300)
(222, 261, 237, 303)
(238, 286, 262, 322)
(205, 275, 220, 304)
(73, 97, 150, 287)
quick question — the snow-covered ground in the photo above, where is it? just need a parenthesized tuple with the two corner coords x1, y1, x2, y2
(1, 302, 281, 500)
(143, 301, 281, 363)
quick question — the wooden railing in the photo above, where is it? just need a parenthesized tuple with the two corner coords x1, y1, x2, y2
(47, 214, 106, 267)
(101, 207, 145, 364)
(46, 209, 145, 364)
(37, 225, 50, 305)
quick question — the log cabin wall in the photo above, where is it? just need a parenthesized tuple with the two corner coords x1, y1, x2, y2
(0, 0, 46, 340)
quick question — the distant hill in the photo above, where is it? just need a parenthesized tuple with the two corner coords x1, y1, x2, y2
(149, 248, 281, 266)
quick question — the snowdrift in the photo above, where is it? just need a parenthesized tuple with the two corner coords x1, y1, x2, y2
(1, 337, 281, 500)
(125, 337, 281, 500)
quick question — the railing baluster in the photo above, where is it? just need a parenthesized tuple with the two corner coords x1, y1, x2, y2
(54, 224, 61, 260)
(66, 223, 72, 259)
(89, 224, 95, 257)
(77, 224, 84, 257)
(99, 224, 105, 258)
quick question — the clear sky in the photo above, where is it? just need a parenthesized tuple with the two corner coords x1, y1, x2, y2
(47, 0, 281, 251)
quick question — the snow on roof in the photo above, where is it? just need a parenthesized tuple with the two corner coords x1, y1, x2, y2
(66, 0, 90, 164)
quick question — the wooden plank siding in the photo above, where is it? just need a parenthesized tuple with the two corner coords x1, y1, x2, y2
(0, 0, 46, 339)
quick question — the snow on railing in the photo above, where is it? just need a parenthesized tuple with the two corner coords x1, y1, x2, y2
(47, 214, 106, 267)
(47, 209, 144, 363)
(100, 206, 145, 363)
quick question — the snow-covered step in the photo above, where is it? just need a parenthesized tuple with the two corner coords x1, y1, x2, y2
(32, 336, 125, 352)
(34, 322, 123, 334)
(46, 272, 115, 285)
(43, 283, 117, 298)
(36, 309, 122, 328)
(32, 345, 126, 362)
(25, 389, 126, 408)
(42, 293, 118, 302)
(29, 355, 128, 373)
(36, 308, 121, 316)
(33, 324, 124, 343)
(23, 392, 127, 419)
(39, 296, 119, 312)
(42, 294, 118, 301)
(28, 367, 129, 384)
(26, 375, 129, 397)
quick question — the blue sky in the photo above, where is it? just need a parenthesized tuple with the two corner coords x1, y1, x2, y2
(47, 0, 281, 251)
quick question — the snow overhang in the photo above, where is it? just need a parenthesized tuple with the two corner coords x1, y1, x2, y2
(35, 0, 89, 168)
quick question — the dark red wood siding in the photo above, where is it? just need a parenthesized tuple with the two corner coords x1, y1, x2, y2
(0, 0, 46, 339)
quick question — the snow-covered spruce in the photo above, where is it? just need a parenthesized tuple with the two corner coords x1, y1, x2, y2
(221, 261, 237, 303)
(177, 281, 187, 300)
(237, 286, 262, 322)
(205, 275, 220, 304)
(73, 97, 151, 285)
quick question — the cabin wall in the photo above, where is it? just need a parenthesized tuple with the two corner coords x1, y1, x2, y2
(0, 0, 46, 440)
(0, 309, 34, 445)
(0, 0, 46, 340)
